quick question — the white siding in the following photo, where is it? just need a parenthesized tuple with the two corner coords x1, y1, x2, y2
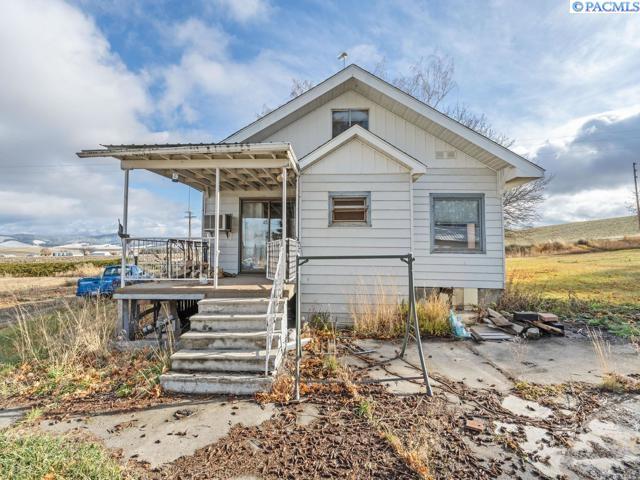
(300, 138, 411, 324)
(204, 189, 294, 274)
(265, 89, 505, 298)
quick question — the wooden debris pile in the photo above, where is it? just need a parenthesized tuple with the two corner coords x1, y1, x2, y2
(470, 308, 564, 342)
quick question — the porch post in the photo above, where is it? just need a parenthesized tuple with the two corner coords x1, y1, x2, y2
(120, 169, 130, 340)
(282, 167, 287, 240)
(214, 167, 220, 288)
(121, 169, 129, 289)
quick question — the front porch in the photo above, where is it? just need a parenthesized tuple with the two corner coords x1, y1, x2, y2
(114, 274, 295, 301)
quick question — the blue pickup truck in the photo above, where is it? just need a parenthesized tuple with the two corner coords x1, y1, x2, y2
(76, 264, 147, 297)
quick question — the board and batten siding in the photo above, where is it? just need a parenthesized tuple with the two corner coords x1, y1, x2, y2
(264, 88, 506, 301)
(299, 137, 412, 324)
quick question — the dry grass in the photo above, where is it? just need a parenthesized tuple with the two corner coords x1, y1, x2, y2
(414, 293, 450, 337)
(585, 327, 640, 393)
(0, 277, 76, 309)
(1, 300, 170, 403)
(350, 280, 451, 338)
(350, 280, 404, 338)
(12, 300, 115, 367)
(506, 235, 640, 257)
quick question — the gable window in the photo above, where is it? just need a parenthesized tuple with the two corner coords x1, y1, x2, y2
(329, 192, 371, 226)
(430, 194, 485, 253)
(332, 109, 369, 137)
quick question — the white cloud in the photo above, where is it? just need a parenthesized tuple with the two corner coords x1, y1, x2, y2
(155, 19, 294, 131)
(0, 0, 190, 236)
(540, 186, 632, 225)
(209, 0, 271, 23)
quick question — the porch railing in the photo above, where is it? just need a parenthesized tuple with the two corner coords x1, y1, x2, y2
(123, 237, 212, 282)
(266, 238, 299, 283)
(264, 238, 299, 375)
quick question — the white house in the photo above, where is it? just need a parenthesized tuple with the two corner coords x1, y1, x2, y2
(77, 65, 544, 394)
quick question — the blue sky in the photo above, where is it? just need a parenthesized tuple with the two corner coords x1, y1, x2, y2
(1, 0, 639, 237)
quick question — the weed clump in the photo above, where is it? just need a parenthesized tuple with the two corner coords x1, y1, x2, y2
(0, 432, 122, 480)
(351, 280, 451, 339)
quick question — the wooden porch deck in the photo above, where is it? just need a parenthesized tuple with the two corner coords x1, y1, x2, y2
(113, 274, 294, 301)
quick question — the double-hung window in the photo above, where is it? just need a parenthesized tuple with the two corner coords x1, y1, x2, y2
(331, 109, 369, 137)
(329, 192, 371, 226)
(430, 194, 485, 253)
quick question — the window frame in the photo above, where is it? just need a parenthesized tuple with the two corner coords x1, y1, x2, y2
(328, 191, 372, 227)
(429, 193, 486, 254)
(331, 109, 369, 137)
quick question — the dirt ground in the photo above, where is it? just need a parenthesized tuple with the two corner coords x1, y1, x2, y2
(0, 276, 76, 309)
(3, 333, 638, 479)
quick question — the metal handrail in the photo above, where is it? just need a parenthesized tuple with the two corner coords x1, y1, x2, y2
(122, 237, 212, 282)
(264, 240, 287, 375)
(266, 238, 298, 282)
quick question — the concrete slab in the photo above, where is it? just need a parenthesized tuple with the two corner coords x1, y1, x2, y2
(39, 399, 274, 468)
(473, 337, 640, 384)
(501, 395, 553, 420)
(0, 406, 28, 429)
(295, 403, 320, 427)
(352, 338, 514, 394)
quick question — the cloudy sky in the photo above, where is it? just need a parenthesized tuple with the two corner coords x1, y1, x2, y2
(0, 0, 638, 237)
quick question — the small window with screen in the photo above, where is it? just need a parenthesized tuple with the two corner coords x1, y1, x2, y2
(329, 192, 371, 226)
(430, 194, 485, 253)
(332, 109, 369, 137)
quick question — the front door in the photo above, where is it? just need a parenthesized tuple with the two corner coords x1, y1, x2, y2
(240, 199, 294, 273)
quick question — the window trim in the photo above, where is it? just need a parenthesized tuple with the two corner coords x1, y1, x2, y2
(331, 108, 369, 137)
(429, 193, 486, 254)
(328, 191, 371, 227)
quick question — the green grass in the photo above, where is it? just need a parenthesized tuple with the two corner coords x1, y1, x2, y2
(505, 249, 640, 337)
(507, 215, 639, 245)
(0, 433, 122, 480)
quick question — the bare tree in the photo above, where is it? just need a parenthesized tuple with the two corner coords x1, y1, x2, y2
(502, 176, 552, 230)
(376, 54, 546, 227)
(444, 103, 514, 148)
(376, 54, 455, 109)
(289, 79, 314, 99)
(257, 79, 315, 118)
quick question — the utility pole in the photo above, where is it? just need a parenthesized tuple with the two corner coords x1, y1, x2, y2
(634, 162, 640, 230)
(185, 188, 196, 239)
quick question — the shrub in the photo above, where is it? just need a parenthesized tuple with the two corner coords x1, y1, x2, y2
(399, 292, 451, 337)
(0, 259, 118, 277)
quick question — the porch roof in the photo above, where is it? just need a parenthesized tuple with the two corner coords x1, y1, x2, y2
(76, 142, 298, 192)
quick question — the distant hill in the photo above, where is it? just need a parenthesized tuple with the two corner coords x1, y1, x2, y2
(0, 232, 119, 248)
(507, 216, 640, 245)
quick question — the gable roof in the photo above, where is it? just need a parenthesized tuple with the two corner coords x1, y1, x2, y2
(223, 64, 544, 184)
(299, 125, 427, 179)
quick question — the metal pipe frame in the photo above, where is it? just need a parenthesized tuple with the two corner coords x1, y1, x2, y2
(294, 253, 433, 400)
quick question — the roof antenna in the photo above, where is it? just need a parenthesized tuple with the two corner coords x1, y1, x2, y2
(338, 52, 348, 69)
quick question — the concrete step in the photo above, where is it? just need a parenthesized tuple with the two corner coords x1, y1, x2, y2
(170, 349, 280, 373)
(179, 330, 282, 351)
(190, 313, 280, 332)
(198, 297, 285, 315)
(160, 372, 273, 395)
